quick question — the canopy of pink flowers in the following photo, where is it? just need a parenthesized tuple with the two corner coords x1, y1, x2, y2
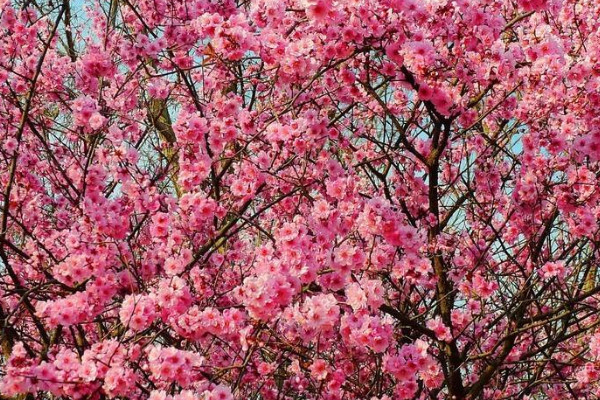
(1, 0, 600, 399)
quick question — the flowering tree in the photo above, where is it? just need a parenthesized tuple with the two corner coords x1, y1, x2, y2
(1, 0, 600, 398)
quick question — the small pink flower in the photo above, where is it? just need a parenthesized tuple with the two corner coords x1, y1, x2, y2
(4, 137, 17, 153)
(427, 317, 453, 342)
(209, 385, 233, 400)
(310, 359, 329, 380)
(539, 261, 567, 280)
(306, 0, 331, 22)
(385, 42, 404, 65)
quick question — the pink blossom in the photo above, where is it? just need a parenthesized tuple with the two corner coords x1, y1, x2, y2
(426, 317, 453, 342)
